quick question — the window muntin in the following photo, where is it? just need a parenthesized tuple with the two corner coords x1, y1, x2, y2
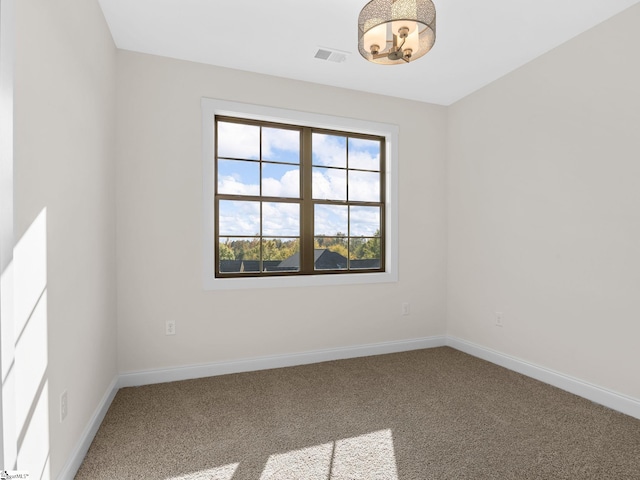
(214, 117, 385, 277)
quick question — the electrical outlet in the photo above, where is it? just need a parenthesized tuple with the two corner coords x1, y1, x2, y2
(495, 311, 504, 327)
(166, 320, 176, 335)
(60, 390, 68, 423)
(402, 302, 410, 316)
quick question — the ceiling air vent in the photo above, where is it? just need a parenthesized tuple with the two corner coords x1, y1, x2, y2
(314, 47, 349, 63)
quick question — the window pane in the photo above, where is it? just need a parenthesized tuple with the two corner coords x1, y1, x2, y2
(263, 202, 300, 236)
(218, 237, 260, 273)
(314, 238, 348, 270)
(312, 167, 346, 200)
(349, 237, 381, 270)
(314, 205, 348, 237)
(218, 200, 260, 236)
(263, 238, 300, 272)
(348, 138, 380, 171)
(217, 159, 260, 196)
(348, 170, 380, 202)
(312, 133, 346, 167)
(262, 163, 300, 198)
(350, 206, 380, 237)
(262, 127, 300, 164)
(217, 122, 260, 160)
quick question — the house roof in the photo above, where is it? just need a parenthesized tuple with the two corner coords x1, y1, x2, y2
(277, 249, 326, 269)
(219, 248, 379, 273)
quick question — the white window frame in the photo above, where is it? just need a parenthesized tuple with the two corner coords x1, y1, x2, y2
(202, 98, 399, 290)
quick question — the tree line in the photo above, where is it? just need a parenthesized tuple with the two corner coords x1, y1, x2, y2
(219, 231, 380, 261)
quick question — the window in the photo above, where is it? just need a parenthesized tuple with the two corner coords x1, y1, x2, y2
(215, 117, 384, 277)
(202, 99, 398, 289)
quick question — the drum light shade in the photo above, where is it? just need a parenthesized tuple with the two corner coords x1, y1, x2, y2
(358, 0, 436, 65)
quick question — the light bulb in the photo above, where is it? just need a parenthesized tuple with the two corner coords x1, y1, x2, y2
(402, 27, 420, 56)
(392, 19, 418, 38)
(391, 0, 419, 36)
(364, 23, 388, 54)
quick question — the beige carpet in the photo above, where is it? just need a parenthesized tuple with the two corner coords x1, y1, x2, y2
(76, 347, 640, 479)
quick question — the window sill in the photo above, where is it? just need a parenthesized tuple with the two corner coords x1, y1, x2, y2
(203, 269, 397, 290)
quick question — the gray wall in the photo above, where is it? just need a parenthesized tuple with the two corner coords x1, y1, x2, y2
(447, 4, 640, 399)
(14, 0, 117, 476)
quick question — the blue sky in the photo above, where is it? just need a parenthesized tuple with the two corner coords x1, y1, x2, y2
(217, 122, 381, 238)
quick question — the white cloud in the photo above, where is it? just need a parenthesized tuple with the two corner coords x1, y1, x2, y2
(312, 169, 346, 201)
(349, 150, 380, 171)
(219, 201, 260, 236)
(218, 175, 260, 196)
(262, 168, 299, 197)
(312, 133, 347, 167)
(350, 206, 380, 236)
(217, 122, 260, 159)
(218, 122, 300, 162)
(219, 200, 300, 237)
(314, 205, 348, 236)
(220, 165, 377, 203)
(263, 202, 300, 236)
(348, 171, 380, 202)
(262, 127, 300, 162)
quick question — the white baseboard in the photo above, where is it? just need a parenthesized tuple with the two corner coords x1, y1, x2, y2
(57, 376, 119, 480)
(118, 335, 448, 388)
(60, 334, 640, 479)
(447, 336, 640, 420)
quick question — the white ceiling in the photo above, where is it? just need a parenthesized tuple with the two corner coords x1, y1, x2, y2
(98, 0, 639, 106)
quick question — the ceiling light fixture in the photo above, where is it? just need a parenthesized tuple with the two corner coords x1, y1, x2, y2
(358, 0, 436, 65)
